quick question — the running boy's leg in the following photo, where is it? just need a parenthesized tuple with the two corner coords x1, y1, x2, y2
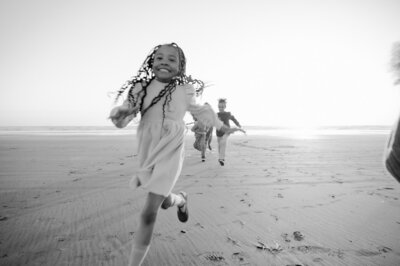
(217, 134, 228, 165)
(129, 192, 165, 266)
(217, 136, 222, 158)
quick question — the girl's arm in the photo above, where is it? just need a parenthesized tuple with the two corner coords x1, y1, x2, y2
(109, 83, 143, 128)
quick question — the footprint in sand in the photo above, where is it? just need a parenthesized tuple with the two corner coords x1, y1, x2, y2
(281, 233, 291, 242)
(233, 219, 245, 227)
(293, 231, 305, 241)
(239, 199, 252, 207)
(232, 251, 250, 265)
(356, 246, 392, 257)
(292, 245, 331, 254)
(200, 252, 227, 264)
(270, 214, 279, 221)
(68, 170, 79, 175)
(227, 236, 240, 246)
(195, 222, 205, 229)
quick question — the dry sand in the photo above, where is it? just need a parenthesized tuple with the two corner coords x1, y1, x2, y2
(0, 133, 399, 266)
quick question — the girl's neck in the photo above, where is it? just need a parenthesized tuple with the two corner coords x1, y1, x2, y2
(154, 77, 172, 84)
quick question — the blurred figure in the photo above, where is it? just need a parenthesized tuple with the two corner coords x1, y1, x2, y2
(192, 118, 208, 162)
(205, 126, 213, 150)
(384, 41, 400, 182)
(385, 117, 400, 182)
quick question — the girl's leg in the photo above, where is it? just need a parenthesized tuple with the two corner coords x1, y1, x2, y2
(217, 136, 222, 158)
(161, 193, 185, 209)
(129, 192, 165, 266)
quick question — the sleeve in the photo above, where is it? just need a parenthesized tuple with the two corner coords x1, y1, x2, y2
(185, 85, 223, 130)
(385, 114, 400, 182)
(230, 114, 241, 127)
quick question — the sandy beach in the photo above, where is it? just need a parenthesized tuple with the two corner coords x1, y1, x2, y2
(0, 132, 399, 266)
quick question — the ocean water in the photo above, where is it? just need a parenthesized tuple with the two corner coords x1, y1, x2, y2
(0, 126, 391, 137)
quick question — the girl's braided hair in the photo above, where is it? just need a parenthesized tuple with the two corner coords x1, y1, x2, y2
(115, 43, 205, 119)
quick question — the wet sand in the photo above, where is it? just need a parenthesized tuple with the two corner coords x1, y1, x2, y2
(0, 133, 399, 265)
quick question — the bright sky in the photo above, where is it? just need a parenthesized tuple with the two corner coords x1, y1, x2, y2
(0, 0, 399, 127)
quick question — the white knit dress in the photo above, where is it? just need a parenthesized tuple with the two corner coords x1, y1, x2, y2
(125, 79, 222, 196)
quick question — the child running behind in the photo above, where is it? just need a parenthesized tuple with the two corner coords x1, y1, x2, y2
(216, 98, 245, 166)
(191, 117, 208, 162)
(109, 43, 232, 266)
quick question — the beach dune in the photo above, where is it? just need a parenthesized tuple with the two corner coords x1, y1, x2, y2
(0, 132, 399, 265)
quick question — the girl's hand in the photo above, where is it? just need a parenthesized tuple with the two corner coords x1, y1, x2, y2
(109, 105, 137, 128)
(109, 105, 131, 119)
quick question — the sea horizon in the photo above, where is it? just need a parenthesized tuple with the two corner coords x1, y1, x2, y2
(0, 125, 391, 137)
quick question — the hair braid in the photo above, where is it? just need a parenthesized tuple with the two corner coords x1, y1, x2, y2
(161, 84, 176, 123)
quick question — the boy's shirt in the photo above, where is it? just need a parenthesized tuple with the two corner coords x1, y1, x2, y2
(216, 111, 240, 137)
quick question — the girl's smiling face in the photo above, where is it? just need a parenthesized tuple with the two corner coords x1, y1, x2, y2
(152, 45, 180, 83)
